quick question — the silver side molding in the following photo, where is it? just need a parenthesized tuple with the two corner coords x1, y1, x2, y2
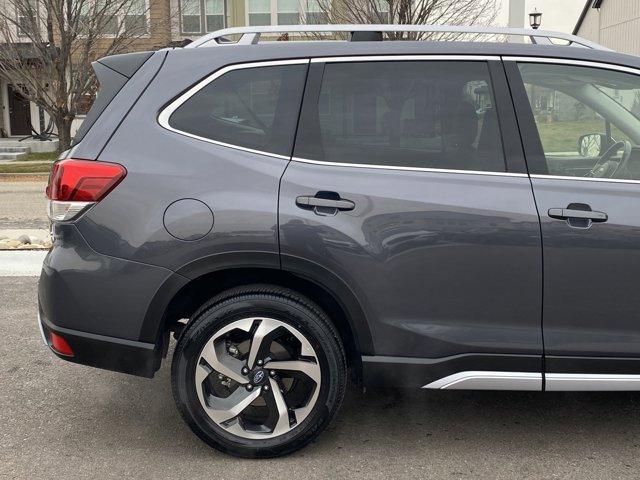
(545, 374, 640, 391)
(423, 371, 640, 391)
(423, 371, 542, 391)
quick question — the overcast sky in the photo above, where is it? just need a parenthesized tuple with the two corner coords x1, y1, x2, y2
(495, 0, 586, 33)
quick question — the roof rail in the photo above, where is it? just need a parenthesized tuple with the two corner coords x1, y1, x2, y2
(186, 24, 610, 51)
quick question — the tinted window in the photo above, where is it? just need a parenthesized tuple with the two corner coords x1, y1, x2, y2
(169, 64, 308, 157)
(295, 61, 505, 172)
(519, 63, 640, 180)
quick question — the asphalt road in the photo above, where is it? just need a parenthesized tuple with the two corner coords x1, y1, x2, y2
(3, 276, 640, 479)
(0, 179, 48, 230)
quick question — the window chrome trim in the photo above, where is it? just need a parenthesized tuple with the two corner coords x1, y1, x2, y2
(503, 55, 640, 77)
(157, 58, 310, 161)
(311, 54, 501, 64)
(530, 174, 640, 185)
(292, 156, 527, 178)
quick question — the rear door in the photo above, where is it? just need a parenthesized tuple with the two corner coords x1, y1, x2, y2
(279, 57, 543, 384)
(505, 58, 640, 388)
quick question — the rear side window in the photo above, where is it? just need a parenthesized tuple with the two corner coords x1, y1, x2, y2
(294, 61, 506, 172)
(168, 64, 308, 157)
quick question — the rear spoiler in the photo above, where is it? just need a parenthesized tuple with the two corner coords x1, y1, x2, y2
(72, 51, 153, 146)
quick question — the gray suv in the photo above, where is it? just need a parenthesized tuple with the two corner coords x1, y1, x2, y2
(38, 24, 640, 457)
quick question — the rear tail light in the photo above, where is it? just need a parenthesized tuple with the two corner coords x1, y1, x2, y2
(49, 332, 74, 357)
(46, 159, 126, 221)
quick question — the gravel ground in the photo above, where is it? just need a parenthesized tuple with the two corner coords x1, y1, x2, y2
(0, 179, 48, 229)
(3, 276, 640, 479)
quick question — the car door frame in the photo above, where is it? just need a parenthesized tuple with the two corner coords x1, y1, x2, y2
(503, 55, 640, 390)
(280, 55, 545, 389)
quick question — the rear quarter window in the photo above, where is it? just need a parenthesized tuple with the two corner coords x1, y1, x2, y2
(167, 63, 308, 157)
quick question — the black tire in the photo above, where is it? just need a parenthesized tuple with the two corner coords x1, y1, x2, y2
(171, 284, 347, 458)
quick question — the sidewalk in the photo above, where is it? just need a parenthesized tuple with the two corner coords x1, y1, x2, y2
(0, 250, 47, 276)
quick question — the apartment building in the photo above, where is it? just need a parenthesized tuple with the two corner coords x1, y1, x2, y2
(171, 0, 328, 42)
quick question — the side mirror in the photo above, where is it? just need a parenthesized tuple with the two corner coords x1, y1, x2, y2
(578, 133, 607, 157)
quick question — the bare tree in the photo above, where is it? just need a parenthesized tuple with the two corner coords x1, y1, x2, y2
(0, 0, 160, 150)
(317, 0, 500, 40)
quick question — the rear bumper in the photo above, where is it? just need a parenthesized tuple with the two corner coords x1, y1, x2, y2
(37, 223, 175, 378)
(39, 311, 160, 377)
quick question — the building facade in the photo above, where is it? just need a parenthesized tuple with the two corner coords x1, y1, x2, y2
(574, 0, 640, 56)
(170, 0, 328, 43)
(0, 0, 173, 141)
(0, 0, 332, 141)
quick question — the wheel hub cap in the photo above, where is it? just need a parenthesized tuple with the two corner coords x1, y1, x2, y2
(251, 369, 266, 385)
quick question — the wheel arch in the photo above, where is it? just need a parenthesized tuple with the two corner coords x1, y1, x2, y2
(141, 257, 374, 382)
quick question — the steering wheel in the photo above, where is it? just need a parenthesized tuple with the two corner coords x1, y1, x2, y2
(587, 140, 633, 178)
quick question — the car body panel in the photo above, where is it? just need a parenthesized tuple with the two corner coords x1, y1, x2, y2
(39, 224, 174, 340)
(531, 176, 640, 360)
(38, 38, 640, 384)
(279, 161, 543, 359)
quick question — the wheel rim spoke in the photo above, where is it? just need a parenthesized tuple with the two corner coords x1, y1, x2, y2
(200, 340, 246, 384)
(247, 318, 280, 368)
(268, 378, 291, 436)
(207, 386, 262, 424)
(266, 360, 321, 384)
(267, 360, 321, 426)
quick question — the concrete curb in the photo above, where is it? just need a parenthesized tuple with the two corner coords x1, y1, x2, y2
(0, 172, 49, 177)
(0, 250, 47, 276)
(4, 161, 54, 166)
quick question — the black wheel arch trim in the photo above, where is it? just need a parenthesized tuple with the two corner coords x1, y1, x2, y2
(139, 251, 375, 359)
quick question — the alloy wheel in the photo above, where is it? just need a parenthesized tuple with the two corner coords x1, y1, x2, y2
(194, 317, 322, 439)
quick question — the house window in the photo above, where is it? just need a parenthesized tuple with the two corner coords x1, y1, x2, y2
(247, 0, 328, 26)
(78, 0, 148, 36)
(124, 0, 148, 34)
(16, 0, 37, 37)
(277, 0, 300, 25)
(305, 0, 327, 24)
(248, 0, 270, 26)
(205, 0, 224, 31)
(372, 0, 390, 23)
(181, 0, 202, 33)
(181, 0, 226, 34)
